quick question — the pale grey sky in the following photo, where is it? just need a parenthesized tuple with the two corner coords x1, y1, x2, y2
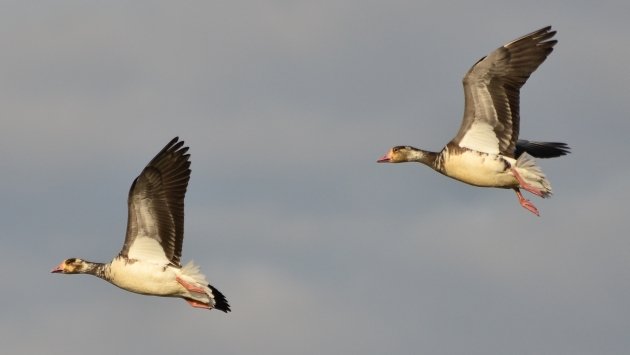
(2, 1, 630, 354)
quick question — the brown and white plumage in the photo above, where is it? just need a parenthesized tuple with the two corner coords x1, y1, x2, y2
(378, 26, 570, 216)
(52, 137, 230, 312)
(121, 138, 190, 266)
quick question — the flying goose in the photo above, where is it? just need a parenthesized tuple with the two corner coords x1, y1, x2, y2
(52, 137, 230, 312)
(377, 26, 570, 216)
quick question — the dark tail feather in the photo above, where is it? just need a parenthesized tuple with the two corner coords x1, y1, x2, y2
(209, 284, 231, 313)
(515, 140, 571, 159)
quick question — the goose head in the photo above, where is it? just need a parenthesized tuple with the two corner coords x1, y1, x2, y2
(377, 146, 421, 163)
(51, 258, 92, 274)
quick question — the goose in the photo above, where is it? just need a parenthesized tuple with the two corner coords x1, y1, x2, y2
(52, 137, 230, 312)
(377, 26, 570, 216)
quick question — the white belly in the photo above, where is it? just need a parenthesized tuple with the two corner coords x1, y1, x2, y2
(441, 151, 517, 188)
(108, 258, 182, 296)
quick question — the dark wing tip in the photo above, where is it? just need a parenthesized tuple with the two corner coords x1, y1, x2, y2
(505, 26, 557, 49)
(162, 137, 181, 151)
(515, 140, 571, 158)
(169, 139, 185, 154)
(148, 137, 188, 165)
(209, 284, 231, 313)
(529, 25, 554, 39)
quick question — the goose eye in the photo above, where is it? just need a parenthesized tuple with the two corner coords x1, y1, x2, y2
(68, 258, 82, 265)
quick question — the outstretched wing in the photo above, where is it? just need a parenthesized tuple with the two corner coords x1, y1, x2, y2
(119, 137, 191, 266)
(451, 26, 557, 157)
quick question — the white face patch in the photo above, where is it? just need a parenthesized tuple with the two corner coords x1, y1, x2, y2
(458, 121, 500, 154)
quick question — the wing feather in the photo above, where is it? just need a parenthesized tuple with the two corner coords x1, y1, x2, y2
(451, 26, 557, 156)
(119, 137, 191, 266)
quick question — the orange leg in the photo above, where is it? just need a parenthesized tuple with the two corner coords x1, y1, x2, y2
(514, 188, 540, 216)
(184, 298, 210, 309)
(511, 168, 544, 197)
(176, 276, 206, 295)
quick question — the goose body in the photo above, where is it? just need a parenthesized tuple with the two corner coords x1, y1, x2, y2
(378, 26, 570, 216)
(440, 147, 518, 187)
(52, 138, 230, 312)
